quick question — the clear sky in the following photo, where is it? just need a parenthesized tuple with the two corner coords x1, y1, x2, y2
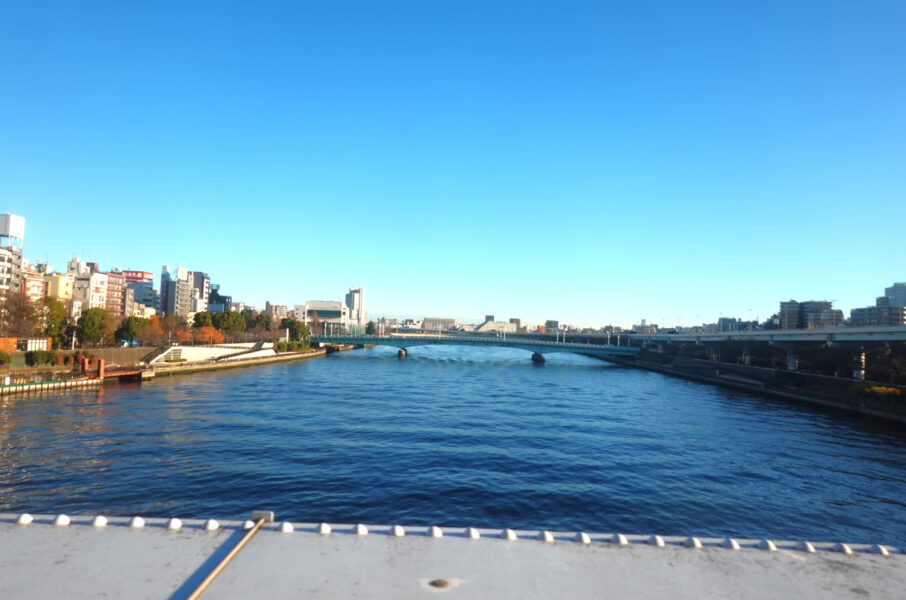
(1, 1, 904, 328)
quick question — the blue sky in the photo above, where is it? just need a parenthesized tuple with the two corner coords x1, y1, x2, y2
(1, 1, 904, 327)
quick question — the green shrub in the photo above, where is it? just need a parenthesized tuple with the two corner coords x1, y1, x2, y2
(0, 351, 11, 366)
(25, 350, 58, 366)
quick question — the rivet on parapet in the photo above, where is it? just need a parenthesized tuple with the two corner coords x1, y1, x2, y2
(834, 543, 853, 555)
(575, 532, 591, 544)
(167, 518, 183, 531)
(722, 538, 740, 550)
(204, 519, 219, 531)
(129, 516, 145, 529)
(318, 523, 332, 535)
(243, 520, 255, 530)
(612, 533, 629, 546)
(871, 544, 890, 556)
(281, 522, 294, 533)
(466, 527, 480, 540)
(797, 541, 817, 553)
(502, 529, 518, 541)
(92, 515, 108, 527)
(54, 514, 71, 527)
(758, 539, 777, 552)
(17, 513, 34, 525)
(684, 536, 702, 549)
(648, 535, 665, 547)
(392, 525, 405, 537)
(355, 524, 368, 536)
(539, 531, 554, 543)
(429, 526, 443, 538)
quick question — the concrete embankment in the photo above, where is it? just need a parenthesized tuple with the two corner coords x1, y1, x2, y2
(607, 354, 906, 424)
(149, 347, 329, 377)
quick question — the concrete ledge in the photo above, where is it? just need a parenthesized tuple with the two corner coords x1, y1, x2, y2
(1, 514, 902, 599)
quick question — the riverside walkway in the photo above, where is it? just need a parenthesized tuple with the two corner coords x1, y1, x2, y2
(1, 513, 902, 599)
(311, 333, 639, 362)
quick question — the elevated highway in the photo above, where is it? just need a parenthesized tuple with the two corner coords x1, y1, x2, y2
(311, 334, 639, 362)
(632, 325, 906, 344)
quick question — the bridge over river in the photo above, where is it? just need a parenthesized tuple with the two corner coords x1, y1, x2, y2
(311, 334, 639, 363)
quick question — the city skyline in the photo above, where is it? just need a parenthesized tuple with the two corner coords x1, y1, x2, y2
(1, 2, 904, 327)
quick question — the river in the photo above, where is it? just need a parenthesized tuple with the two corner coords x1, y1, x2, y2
(1, 346, 904, 545)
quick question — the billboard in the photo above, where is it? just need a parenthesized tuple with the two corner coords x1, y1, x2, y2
(0, 213, 25, 239)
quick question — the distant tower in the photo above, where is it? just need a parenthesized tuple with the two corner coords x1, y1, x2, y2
(345, 287, 366, 326)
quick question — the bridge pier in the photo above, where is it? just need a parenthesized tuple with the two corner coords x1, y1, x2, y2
(531, 353, 545, 364)
(786, 351, 799, 371)
(398, 349, 407, 359)
(854, 350, 866, 380)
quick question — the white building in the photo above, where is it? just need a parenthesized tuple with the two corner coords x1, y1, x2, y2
(301, 300, 348, 332)
(345, 287, 366, 326)
(73, 272, 109, 312)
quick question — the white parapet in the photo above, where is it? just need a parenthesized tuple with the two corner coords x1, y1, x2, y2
(0, 515, 903, 599)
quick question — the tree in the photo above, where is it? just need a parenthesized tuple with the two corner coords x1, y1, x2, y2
(159, 315, 184, 343)
(194, 326, 224, 344)
(365, 320, 377, 335)
(213, 311, 246, 340)
(116, 316, 148, 345)
(2, 291, 41, 337)
(193, 312, 213, 328)
(241, 308, 256, 331)
(138, 316, 166, 346)
(279, 318, 310, 344)
(254, 313, 274, 331)
(42, 297, 70, 346)
(77, 308, 115, 347)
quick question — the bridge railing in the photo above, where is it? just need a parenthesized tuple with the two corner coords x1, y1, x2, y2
(310, 334, 636, 351)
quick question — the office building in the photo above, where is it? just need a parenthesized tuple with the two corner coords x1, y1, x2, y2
(883, 283, 906, 307)
(45, 272, 74, 300)
(779, 300, 842, 330)
(161, 266, 210, 318)
(301, 300, 348, 333)
(345, 287, 366, 327)
(209, 284, 232, 313)
(423, 317, 455, 331)
(125, 270, 156, 311)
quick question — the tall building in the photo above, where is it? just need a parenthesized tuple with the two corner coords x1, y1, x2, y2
(161, 266, 210, 318)
(125, 270, 156, 311)
(884, 283, 906, 307)
(191, 272, 211, 313)
(72, 272, 109, 313)
(209, 284, 232, 314)
(105, 271, 126, 319)
(345, 287, 366, 326)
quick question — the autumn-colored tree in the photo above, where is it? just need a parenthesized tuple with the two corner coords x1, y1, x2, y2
(2, 291, 41, 337)
(175, 329, 193, 344)
(194, 326, 224, 345)
(138, 316, 166, 346)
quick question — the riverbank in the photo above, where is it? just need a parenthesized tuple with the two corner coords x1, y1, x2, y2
(606, 354, 906, 425)
(0, 344, 355, 395)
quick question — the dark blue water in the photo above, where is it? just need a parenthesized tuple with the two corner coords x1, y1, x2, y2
(1, 346, 905, 545)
